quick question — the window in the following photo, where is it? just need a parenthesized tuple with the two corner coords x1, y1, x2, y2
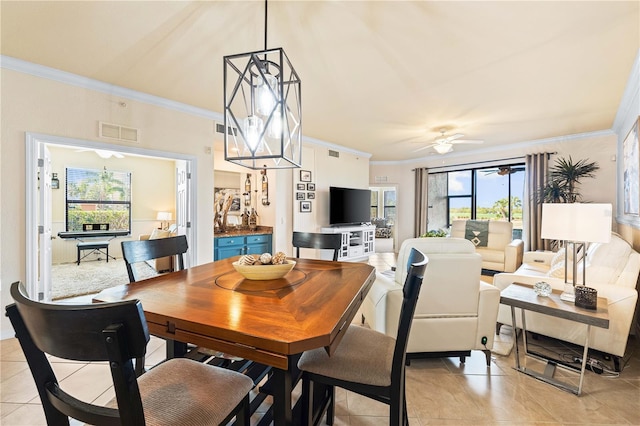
(370, 190, 379, 218)
(65, 167, 132, 232)
(383, 190, 396, 222)
(428, 164, 524, 233)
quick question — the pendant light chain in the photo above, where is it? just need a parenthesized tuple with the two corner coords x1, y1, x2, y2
(264, 0, 268, 51)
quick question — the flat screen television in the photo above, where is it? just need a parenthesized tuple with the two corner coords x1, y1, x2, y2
(329, 186, 371, 226)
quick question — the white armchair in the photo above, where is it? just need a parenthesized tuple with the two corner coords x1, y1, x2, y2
(361, 237, 501, 365)
(450, 220, 523, 272)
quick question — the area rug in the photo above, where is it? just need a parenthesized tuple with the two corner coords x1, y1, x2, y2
(51, 258, 158, 300)
(491, 324, 515, 357)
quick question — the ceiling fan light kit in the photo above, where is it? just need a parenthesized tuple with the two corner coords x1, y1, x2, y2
(433, 144, 453, 154)
(223, 1, 302, 170)
(427, 129, 484, 154)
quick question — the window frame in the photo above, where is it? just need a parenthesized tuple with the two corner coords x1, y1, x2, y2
(64, 167, 132, 232)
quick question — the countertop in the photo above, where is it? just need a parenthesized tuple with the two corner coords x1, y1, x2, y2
(214, 226, 273, 238)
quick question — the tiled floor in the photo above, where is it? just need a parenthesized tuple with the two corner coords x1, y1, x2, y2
(2, 254, 640, 425)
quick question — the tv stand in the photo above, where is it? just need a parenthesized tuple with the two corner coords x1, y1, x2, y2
(321, 225, 375, 261)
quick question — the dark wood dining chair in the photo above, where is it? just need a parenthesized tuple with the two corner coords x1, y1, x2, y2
(121, 235, 207, 365)
(292, 232, 342, 261)
(297, 248, 428, 426)
(121, 235, 188, 283)
(5, 281, 253, 426)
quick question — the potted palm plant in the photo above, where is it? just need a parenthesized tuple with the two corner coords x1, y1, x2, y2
(540, 156, 599, 203)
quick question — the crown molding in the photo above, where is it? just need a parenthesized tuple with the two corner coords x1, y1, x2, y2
(302, 136, 372, 159)
(370, 129, 615, 167)
(1, 55, 373, 159)
(1, 55, 221, 121)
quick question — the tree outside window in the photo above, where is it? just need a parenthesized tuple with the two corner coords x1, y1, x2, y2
(65, 168, 132, 231)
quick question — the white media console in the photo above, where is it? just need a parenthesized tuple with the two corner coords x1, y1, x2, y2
(320, 224, 375, 262)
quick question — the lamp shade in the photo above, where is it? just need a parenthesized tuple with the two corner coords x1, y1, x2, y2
(156, 211, 172, 221)
(541, 203, 612, 243)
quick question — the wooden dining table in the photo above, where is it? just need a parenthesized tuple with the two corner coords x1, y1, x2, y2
(93, 256, 376, 425)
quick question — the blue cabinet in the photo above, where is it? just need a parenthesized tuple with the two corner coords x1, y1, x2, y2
(214, 233, 273, 260)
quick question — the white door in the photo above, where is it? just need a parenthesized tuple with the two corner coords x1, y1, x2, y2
(38, 144, 53, 301)
(176, 160, 193, 266)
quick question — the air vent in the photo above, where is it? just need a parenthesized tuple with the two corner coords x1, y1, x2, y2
(375, 176, 388, 183)
(328, 150, 340, 158)
(99, 121, 140, 143)
(215, 122, 238, 136)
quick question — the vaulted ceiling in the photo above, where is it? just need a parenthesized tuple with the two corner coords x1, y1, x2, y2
(1, 1, 638, 161)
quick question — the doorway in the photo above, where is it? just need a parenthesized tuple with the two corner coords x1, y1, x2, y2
(26, 132, 197, 301)
(369, 185, 397, 253)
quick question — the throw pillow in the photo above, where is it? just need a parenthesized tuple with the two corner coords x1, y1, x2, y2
(550, 250, 565, 267)
(548, 261, 572, 279)
(149, 229, 171, 240)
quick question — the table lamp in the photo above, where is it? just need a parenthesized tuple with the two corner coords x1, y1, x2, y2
(540, 203, 612, 302)
(156, 211, 172, 230)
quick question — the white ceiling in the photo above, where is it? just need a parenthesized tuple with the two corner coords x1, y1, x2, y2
(1, 1, 638, 161)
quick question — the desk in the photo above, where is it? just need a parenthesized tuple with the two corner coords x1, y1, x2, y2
(58, 230, 129, 264)
(500, 283, 609, 395)
(94, 257, 376, 425)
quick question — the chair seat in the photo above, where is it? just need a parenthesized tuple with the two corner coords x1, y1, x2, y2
(298, 325, 395, 387)
(110, 358, 254, 425)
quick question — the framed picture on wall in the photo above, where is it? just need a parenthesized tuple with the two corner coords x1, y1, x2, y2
(300, 170, 312, 182)
(306, 183, 315, 191)
(300, 201, 312, 212)
(296, 192, 305, 200)
(307, 192, 315, 199)
(296, 183, 306, 190)
(623, 117, 639, 215)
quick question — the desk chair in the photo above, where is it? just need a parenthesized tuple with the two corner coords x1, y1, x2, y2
(5, 281, 253, 426)
(297, 248, 428, 426)
(293, 232, 342, 261)
(121, 235, 188, 283)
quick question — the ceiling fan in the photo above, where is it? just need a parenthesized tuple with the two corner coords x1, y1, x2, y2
(483, 165, 525, 176)
(414, 129, 484, 154)
(75, 148, 124, 159)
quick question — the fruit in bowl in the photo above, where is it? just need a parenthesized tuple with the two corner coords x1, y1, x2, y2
(232, 252, 295, 280)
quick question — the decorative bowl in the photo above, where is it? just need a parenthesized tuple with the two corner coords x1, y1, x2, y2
(232, 260, 296, 280)
(534, 281, 552, 297)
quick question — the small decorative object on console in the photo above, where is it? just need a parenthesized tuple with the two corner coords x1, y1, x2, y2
(575, 286, 598, 310)
(534, 281, 552, 297)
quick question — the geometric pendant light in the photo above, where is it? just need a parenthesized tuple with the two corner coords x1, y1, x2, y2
(223, 1, 302, 169)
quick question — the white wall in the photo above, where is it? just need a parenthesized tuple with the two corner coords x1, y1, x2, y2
(370, 132, 619, 248)
(0, 69, 216, 338)
(294, 145, 370, 232)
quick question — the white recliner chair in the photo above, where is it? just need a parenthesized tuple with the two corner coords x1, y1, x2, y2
(450, 220, 523, 272)
(361, 237, 501, 365)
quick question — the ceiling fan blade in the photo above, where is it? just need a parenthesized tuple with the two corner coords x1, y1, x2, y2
(450, 139, 484, 145)
(445, 133, 464, 142)
(413, 144, 435, 153)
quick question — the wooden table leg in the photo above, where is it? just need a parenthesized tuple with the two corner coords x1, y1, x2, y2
(272, 364, 293, 425)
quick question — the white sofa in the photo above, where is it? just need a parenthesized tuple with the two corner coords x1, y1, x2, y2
(361, 237, 500, 365)
(493, 232, 640, 370)
(450, 220, 523, 272)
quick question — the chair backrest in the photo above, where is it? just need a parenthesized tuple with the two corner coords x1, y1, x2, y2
(121, 235, 188, 282)
(390, 248, 428, 388)
(5, 281, 149, 425)
(292, 232, 342, 261)
(396, 237, 482, 315)
(450, 219, 513, 249)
